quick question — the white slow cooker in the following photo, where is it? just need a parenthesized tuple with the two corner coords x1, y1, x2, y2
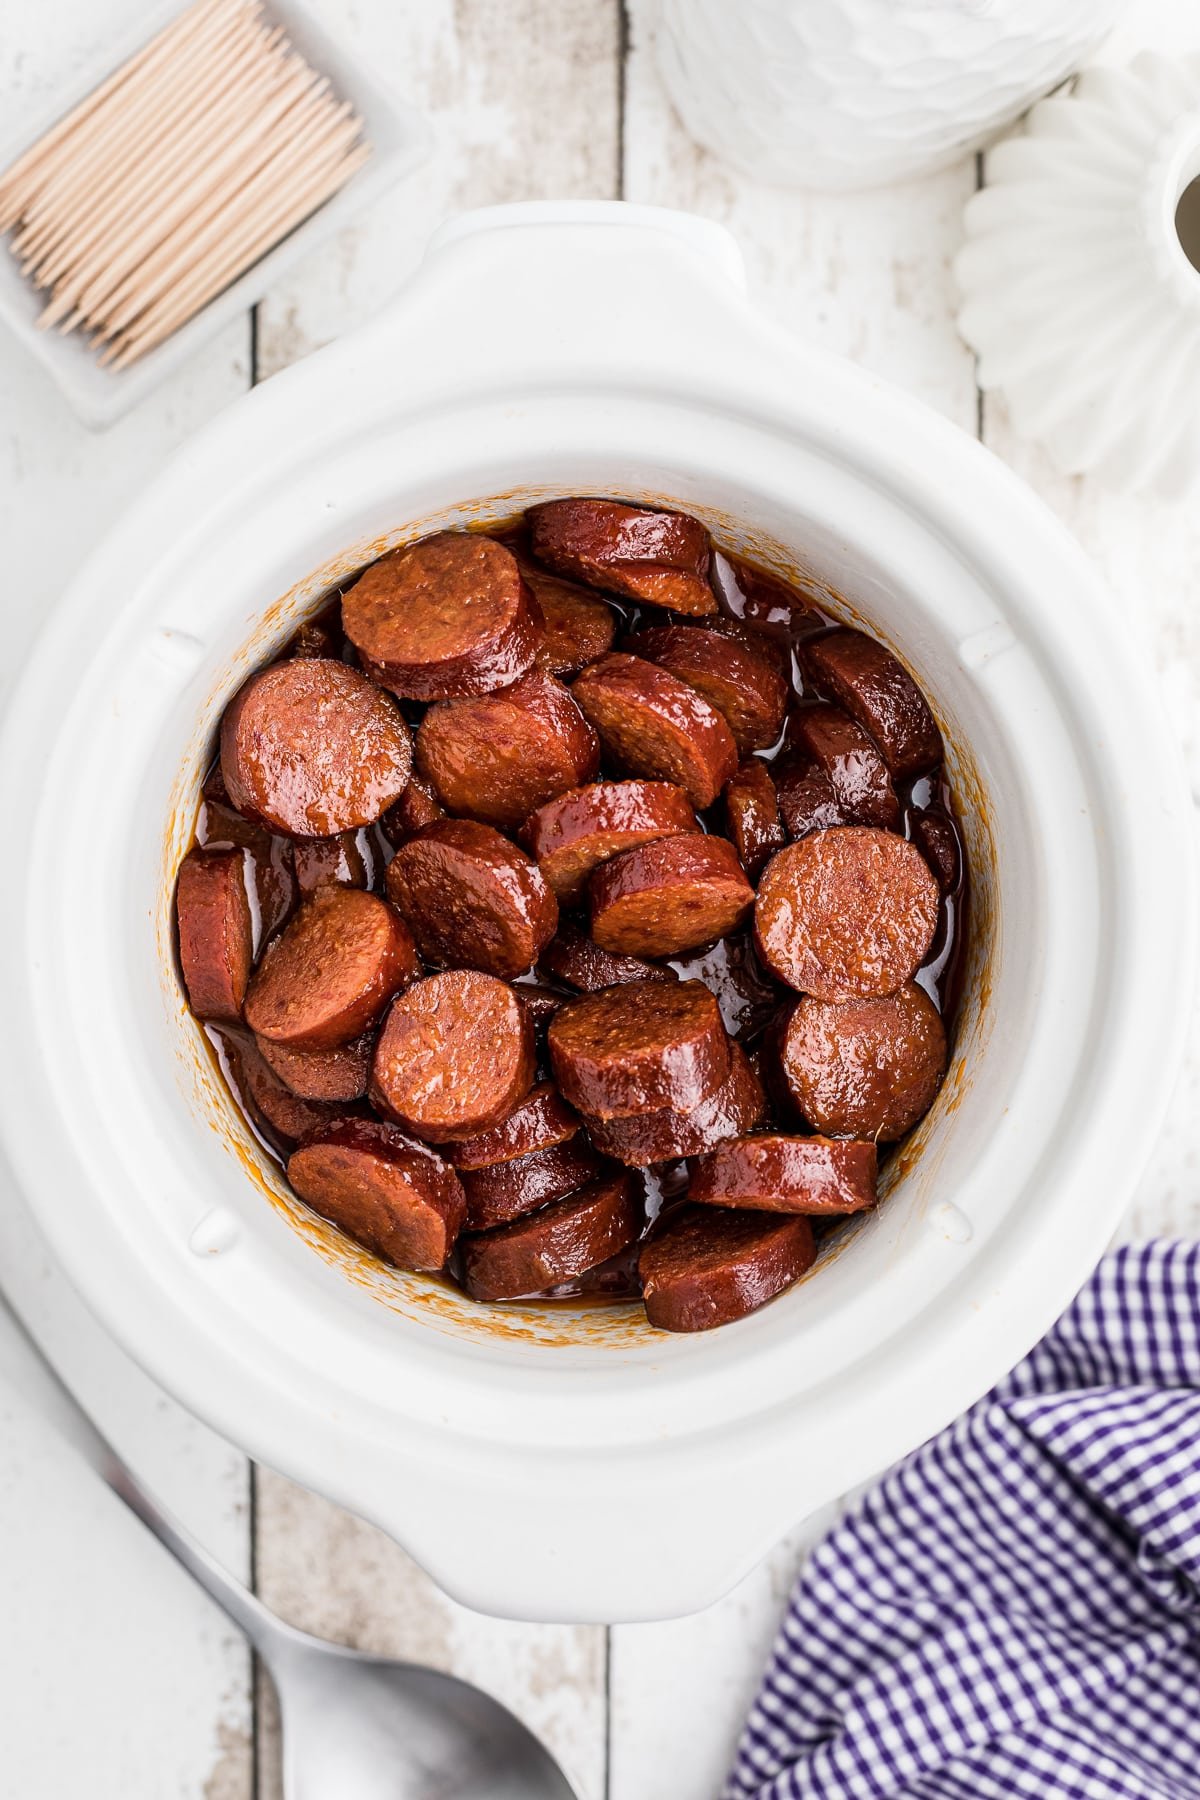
(0, 203, 1192, 1623)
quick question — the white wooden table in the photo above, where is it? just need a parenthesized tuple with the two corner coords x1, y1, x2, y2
(2, 4, 1198, 1796)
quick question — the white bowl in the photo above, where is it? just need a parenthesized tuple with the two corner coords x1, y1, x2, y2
(0, 0, 431, 428)
(0, 202, 1192, 1623)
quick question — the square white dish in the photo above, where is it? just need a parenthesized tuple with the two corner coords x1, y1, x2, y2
(0, 0, 431, 428)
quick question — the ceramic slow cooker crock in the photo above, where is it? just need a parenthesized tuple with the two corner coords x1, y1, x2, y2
(0, 203, 1192, 1623)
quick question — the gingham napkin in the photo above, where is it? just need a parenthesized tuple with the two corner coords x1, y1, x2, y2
(728, 1240, 1200, 1800)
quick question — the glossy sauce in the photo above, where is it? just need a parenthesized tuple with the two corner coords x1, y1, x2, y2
(193, 528, 969, 1306)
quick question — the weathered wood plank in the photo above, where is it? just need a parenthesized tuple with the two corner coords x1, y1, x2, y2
(255, 0, 622, 377)
(620, 0, 979, 430)
(606, 1507, 841, 1800)
(251, 6, 621, 1796)
(0, 3, 255, 1793)
(254, 1473, 606, 1800)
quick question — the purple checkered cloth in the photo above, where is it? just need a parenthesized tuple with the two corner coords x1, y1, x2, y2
(728, 1241, 1200, 1800)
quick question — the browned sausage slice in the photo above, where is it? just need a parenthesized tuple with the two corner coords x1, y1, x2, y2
(462, 1170, 640, 1301)
(220, 658, 412, 837)
(371, 970, 535, 1143)
(216, 1030, 345, 1145)
(623, 625, 788, 753)
(754, 827, 940, 1000)
(449, 1081, 581, 1169)
(778, 984, 947, 1141)
(590, 833, 754, 959)
(700, 611, 792, 677)
(910, 808, 961, 895)
(385, 819, 558, 980)
(381, 775, 445, 845)
(520, 561, 617, 675)
(539, 922, 678, 993)
(416, 670, 600, 830)
(587, 1044, 765, 1166)
(801, 629, 943, 780)
(288, 1118, 466, 1271)
(711, 550, 826, 636)
(461, 1136, 604, 1231)
(571, 654, 737, 809)
(772, 752, 848, 841)
(723, 759, 787, 878)
(176, 848, 254, 1023)
(291, 831, 370, 898)
(254, 1032, 372, 1103)
(548, 979, 729, 1120)
(289, 613, 343, 659)
(787, 702, 899, 829)
(688, 1133, 878, 1214)
(245, 887, 420, 1049)
(515, 982, 569, 1029)
(528, 499, 715, 616)
(523, 779, 698, 904)
(639, 1204, 816, 1332)
(342, 532, 539, 700)
(197, 793, 296, 942)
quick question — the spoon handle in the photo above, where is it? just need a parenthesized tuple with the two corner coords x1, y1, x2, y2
(0, 1288, 291, 1660)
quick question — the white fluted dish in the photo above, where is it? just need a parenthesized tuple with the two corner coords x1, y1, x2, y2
(957, 53, 1200, 498)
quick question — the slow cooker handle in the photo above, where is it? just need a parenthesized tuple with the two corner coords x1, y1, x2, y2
(423, 200, 748, 292)
(324, 199, 755, 408)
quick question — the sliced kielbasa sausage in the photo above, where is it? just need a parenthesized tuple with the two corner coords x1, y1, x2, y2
(217, 1029, 345, 1146)
(371, 969, 534, 1143)
(385, 819, 558, 980)
(515, 982, 569, 1029)
(527, 498, 715, 616)
(623, 624, 787, 753)
(755, 826, 940, 1000)
(698, 610, 793, 677)
(590, 833, 754, 960)
(381, 775, 445, 845)
(176, 847, 254, 1023)
(523, 779, 697, 904)
(520, 560, 617, 675)
(787, 702, 899, 830)
(448, 1081, 581, 1170)
(910, 807, 961, 896)
(288, 613, 343, 659)
(288, 1118, 466, 1272)
(548, 979, 729, 1120)
(220, 658, 412, 837)
(710, 550, 826, 636)
(255, 1031, 372, 1103)
(461, 1170, 640, 1301)
(801, 628, 943, 780)
(291, 831, 371, 898)
(639, 1204, 816, 1332)
(196, 794, 297, 943)
(461, 1135, 604, 1232)
(688, 1133, 878, 1214)
(772, 752, 848, 841)
(778, 984, 947, 1141)
(342, 532, 539, 700)
(722, 759, 787, 878)
(587, 1044, 765, 1167)
(539, 921, 678, 993)
(416, 669, 600, 830)
(245, 887, 419, 1050)
(571, 653, 738, 809)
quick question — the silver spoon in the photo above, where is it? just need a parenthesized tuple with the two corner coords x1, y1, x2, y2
(0, 1292, 580, 1800)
